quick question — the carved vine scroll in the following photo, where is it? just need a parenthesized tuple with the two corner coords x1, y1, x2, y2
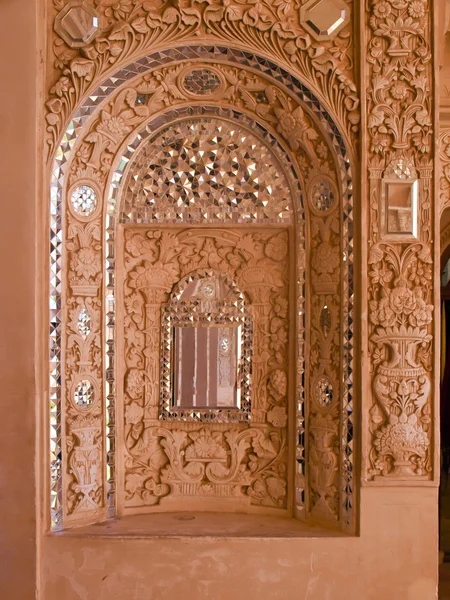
(439, 128, 450, 216)
(47, 0, 359, 159)
(366, 0, 435, 480)
(121, 227, 290, 510)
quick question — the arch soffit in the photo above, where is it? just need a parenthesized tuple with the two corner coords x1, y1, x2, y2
(59, 51, 354, 201)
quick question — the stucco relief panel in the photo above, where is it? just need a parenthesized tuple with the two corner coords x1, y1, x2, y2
(366, 0, 435, 480)
(120, 227, 290, 510)
(50, 49, 353, 529)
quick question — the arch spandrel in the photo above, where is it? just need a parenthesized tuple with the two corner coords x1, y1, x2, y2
(49, 49, 354, 532)
(46, 1, 359, 161)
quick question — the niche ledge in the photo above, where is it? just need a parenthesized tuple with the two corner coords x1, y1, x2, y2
(53, 512, 349, 539)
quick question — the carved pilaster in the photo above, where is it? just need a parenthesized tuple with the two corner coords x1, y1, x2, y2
(365, 0, 435, 481)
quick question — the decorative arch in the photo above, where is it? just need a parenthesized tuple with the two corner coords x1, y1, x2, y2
(49, 46, 355, 532)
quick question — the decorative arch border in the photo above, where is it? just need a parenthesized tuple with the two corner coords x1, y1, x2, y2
(49, 45, 355, 531)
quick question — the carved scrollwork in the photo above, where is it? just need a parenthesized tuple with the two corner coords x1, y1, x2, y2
(47, 0, 358, 158)
(439, 128, 450, 215)
(121, 227, 290, 510)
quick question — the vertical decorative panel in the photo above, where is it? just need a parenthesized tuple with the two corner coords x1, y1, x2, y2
(62, 181, 106, 523)
(366, 0, 435, 481)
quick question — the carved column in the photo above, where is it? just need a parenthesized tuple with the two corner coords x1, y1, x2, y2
(365, 0, 436, 482)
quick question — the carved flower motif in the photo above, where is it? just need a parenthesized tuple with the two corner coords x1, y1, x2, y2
(316, 141, 328, 160)
(407, 261, 432, 286)
(125, 233, 145, 256)
(96, 0, 132, 20)
(275, 105, 318, 152)
(98, 115, 130, 137)
(312, 243, 340, 274)
(125, 292, 144, 315)
(73, 248, 100, 279)
(273, 296, 288, 318)
(267, 406, 287, 428)
(409, 298, 433, 327)
(242, 1, 273, 32)
(278, 112, 296, 133)
(268, 369, 287, 399)
(371, 299, 396, 328)
(187, 430, 227, 460)
(389, 286, 416, 315)
(369, 265, 393, 284)
(373, 1, 392, 19)
(273, 0, 292, 17)
(126, 369, 144, 399)
(265, 233, 287, 260)
(124, 323, 145, 349)
(269, 318, 288, 358)
(50, 76, 72, 98)
(408, 0, 426, 18)
(390, 81, 408, 101)
(125, 402, 144, 425)
(125, 473, 143, 495)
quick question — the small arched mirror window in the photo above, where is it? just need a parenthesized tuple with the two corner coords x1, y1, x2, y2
(160, 270, 252, 422)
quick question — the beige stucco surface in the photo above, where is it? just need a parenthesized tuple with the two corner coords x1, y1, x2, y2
(42, 488, 438, 600)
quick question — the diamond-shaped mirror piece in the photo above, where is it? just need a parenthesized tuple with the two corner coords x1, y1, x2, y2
(54, 1, 100, 48)
(300, 0, 349, 41)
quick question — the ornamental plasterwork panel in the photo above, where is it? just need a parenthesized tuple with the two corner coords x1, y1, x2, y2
(120, 227, 289, 510)
(439, 128, 450, 215)
(66, 61, 337, 190)
(46, 0, 358, 159)
(51, 52, 353, 529)
(366, 0, 435, 481)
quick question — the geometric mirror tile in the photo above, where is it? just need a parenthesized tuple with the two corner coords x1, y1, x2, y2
(54, 1, 100, 48)
(300, 0, 349, 41)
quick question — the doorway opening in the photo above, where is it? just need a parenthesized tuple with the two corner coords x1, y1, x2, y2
(440, 207, 450, 598)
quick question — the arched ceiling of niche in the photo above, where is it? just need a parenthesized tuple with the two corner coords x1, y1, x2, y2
(119, 117, 294, 224)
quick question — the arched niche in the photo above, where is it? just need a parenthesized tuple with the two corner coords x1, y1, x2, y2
(48, 47, 355, 533)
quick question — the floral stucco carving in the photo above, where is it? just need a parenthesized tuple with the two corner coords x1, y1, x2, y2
(121, 228, 289, 509)
(56, 56, 350, 526)
(47, 0, 359, 158)
(366, 0, 435, 480)
(439, 128, 450, 215)
(66, 61, 337, 188)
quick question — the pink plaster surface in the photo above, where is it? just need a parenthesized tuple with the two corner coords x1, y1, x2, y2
(42, 488, 439, 600)
(0, 0, 37, 598)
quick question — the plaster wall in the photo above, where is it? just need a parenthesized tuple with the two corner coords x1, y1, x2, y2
(0, 0, 37, 598)
(42, 487, 438, 600)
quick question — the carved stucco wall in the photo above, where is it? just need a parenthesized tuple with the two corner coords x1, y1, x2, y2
(45, 0, 438, 543)
(46, 0, 359, 158)
(52, 53, 353, 530)
(364, 0, 437, 483)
